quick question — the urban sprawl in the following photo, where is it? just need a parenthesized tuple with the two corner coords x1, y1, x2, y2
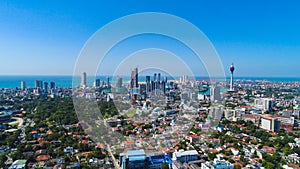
(1, 64, 300, 169)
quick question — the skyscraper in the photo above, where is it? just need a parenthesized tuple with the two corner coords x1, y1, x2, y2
(50, 82, 55, 89)
(180, 75, 188, 83)
(156, 73, 161, 90)
(20, 81, 26, 90)
(130, 67, 138, 89)
(106, 76, 110, 87)
(130, 67, 139, 99)
(95, 79, 101, 87)
(151, 80, 155, 92)
(146, 76, 151, 93)
(154, 73, 157, 82)
(157, 73, 161, 82)
(44, 82, 48, 93)
(81, 72, 87, 87)
(35, 80, 43, 89)
(161, 80, 166, 94)
(116, 77, 123, 88)
(146, 76, 150, 83)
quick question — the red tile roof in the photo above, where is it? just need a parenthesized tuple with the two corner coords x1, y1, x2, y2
(36, 155, 51, 161)
(288, 163, 300, 169)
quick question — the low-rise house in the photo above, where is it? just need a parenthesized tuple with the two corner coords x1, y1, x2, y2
(9, 160, 27, 169)
(36, 155, 51, 162)
(64, 146, 74, 155)
(201, 155, 234, 169)
(287, 154, 300, 164)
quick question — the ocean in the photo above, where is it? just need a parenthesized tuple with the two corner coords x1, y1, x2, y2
(0, 75, 300, 89)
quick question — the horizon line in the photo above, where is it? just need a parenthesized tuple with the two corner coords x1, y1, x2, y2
(1, 74, 300, 78)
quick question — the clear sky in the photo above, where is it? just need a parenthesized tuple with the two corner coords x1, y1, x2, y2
(0, 0, 300, 77)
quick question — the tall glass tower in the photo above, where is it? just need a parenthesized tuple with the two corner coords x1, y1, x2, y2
(81, 72, 87, 87)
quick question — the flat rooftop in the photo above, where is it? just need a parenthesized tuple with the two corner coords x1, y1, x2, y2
(9, 160, 27, 169)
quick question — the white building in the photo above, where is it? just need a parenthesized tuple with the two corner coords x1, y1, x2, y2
(180, 75, 189, 84)
(210, 85, 221, 101)
(287, 153, 300, 164)
(293, 106, 300, 117)
(225, 109, 241, 121)
(172, 149, 199, 163)
(254, 98, 274, 112)
(198, 94, 206, 101)
(81, 72, 87, 87)
(260, 116, 279, 132)
(210, 106, 224, 121)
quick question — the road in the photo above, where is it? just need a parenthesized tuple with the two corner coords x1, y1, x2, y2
(106, 144, 120, 169)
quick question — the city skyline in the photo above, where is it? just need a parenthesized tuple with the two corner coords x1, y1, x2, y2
(2, 2, 300, 168)
(1, 1, 300, 77)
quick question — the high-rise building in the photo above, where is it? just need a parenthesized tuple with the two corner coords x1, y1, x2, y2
(164, 76, 167, 82)
(130, 67, 138, 88)
(130, 67, 139, 99)
(95, 79, 101, 87)
(35, 80, 43, 89)
(44, 82, 48, 93)
(157, 73, 161, 82)
(229, 63, 235, 91)
(151, 80, 155, 92)
(34, 80, 38, 88)
(210, 85, 221, 101)
(146, 76, 150, 82)
(161, 80, 166, 94)
(146, 76, 151, 93)
(254, 98, 274, 112)
(116, 77, 123, 88)
(50, 82, 55, 89)
(106, 76, 110, 87)
(153, 73, 161, 91)
(81, 72, 87, 87)
(20, 81, 26, 90)
(180, 75, 188, 83)
(261, 116, 280, 132)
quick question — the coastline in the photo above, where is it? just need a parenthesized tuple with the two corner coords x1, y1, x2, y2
(0, 75, 300, 89)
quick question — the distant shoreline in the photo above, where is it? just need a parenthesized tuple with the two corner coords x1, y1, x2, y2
(0, 75, 300, 89)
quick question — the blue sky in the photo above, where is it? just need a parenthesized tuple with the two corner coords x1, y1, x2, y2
(0, 0, 300, 77)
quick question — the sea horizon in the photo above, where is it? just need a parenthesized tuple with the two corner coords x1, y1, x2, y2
(1, 75, 300, 89)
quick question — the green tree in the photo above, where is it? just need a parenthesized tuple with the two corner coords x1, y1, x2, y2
(162, 162, 169, 169)
(234, 165, 242, 169)
(207, 152, 217, 160)
(240, 155, 246, 163)
(228, 158, 235, 163)
(0, 153, 8, 168)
